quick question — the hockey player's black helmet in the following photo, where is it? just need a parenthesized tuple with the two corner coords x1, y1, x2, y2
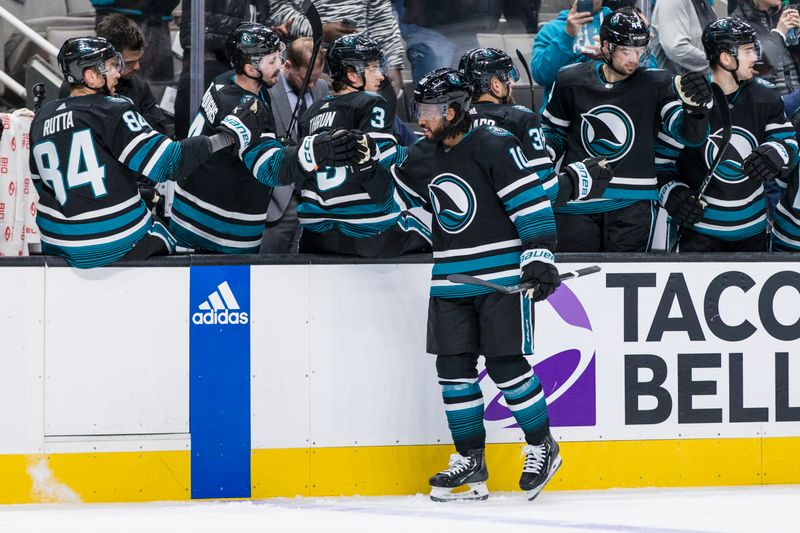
(327, 33, 384, 82)
(702, 17, 760, 66)
(600, 8, 650, 49)
(458, 48, 519, 95)
(413, 68, 473, 121)
(58, 36, 122, 84)
(226, 22, 285, 74)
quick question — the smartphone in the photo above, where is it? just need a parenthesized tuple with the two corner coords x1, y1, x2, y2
(576, 0, 593, 13)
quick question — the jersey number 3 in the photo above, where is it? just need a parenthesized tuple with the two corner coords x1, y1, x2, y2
(33, 129, 106, 205)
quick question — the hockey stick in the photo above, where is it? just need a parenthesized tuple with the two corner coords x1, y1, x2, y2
(446, 265, 601, 295)
(32, 83, 46, 113)
(667, 82, 732, 252)
(283, 0, 323, 143)
(515, 49, 536, 111)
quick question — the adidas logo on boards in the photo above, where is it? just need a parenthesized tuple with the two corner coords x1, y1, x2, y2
(192, 281, 249, 325)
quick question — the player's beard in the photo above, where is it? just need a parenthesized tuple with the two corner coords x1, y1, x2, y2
(262, 69, 279, 89)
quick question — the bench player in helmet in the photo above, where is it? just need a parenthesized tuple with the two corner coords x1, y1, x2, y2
(458, 47, 612, 207)
(170, 23, 365, 254)
(31, 36, 264, 268)
(391, 68, 565, 502)
(542, 8, 713, 252)
(772, 111, 800, 251)
(297, 33, 430, 257)
(662, 18, 798, 252)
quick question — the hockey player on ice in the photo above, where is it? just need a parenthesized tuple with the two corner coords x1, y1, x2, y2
(458, 47, 612, 206)
(296, 33, 430, 257)
(542, 8, 714, 252)
(169, 23, 367, 254)
(390, 68, 610, 503)
(31, 36, 268, 268)
(660, 17, 799, 252)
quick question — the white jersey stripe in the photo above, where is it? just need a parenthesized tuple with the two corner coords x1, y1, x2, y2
(40, 211, 150, 246)
(175, 184, 267, 221)
(433, 239, 521, 259)
(36, 194, 141, 221)
(118, 130, 159, 163)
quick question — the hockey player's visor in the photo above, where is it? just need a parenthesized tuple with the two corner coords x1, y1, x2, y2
(102, 52, 124, 75)
(504, 65, 520, 84)
(738, 41, 761, 60)
(412, 102, 449, 120)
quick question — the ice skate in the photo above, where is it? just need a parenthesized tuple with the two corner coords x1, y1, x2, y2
(520, 433, 561, 501)
(428, 449, 489, 502)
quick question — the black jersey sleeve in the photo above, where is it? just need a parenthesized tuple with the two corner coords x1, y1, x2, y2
(760, 85, 799, 180)
(541, 76, 572, 162)
(355, 93, 405, 168)
(485, 127, 556, 252)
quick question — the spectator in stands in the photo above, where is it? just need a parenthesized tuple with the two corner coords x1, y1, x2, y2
(730, 1, 800, 95)
(491, 0, 542, 33)
(270, 0, 407, 91)
(90, 0, 180, 82)
(175, 0, 277, 139)
(262, 37, 329, 254)
(651, 0, 717, 74)
(530, 1, 613, 110)
(58, 14, 169, 135)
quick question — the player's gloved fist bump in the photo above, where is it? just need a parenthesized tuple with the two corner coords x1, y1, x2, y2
(674, 72, 712, 115)
(661, 183, 704, 228)
(298, 129, 361, 171)
(220, 97, 268, 158)
(352, 130, 380, 174)
(743, 143, 789, 182)
(564, 157, 612, 200)
(520, 248, 561, 302)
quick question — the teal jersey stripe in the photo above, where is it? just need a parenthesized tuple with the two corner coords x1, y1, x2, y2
(172, 198, 265, 238)
(129, 135, 164, 172)
(37, 204, 147, 236)
(431, 251, 520, 276)
(703, 202, 765, 222)
(504, 186, 546, 212)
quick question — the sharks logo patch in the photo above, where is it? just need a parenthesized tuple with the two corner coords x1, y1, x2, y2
(704, 126, 758, 183)
(580, 105, 635, 163)
(428, 173, 477, 234)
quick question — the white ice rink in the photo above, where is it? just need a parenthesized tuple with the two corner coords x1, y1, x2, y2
(1, 485, 798, 533)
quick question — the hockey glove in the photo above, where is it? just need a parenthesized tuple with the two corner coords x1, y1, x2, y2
(661, 183, 705, 229)
(520, 248, 561, 302)
(351, 130, 380, 175)
(742, 143, 790, 182)
(560, 157, 613, 202)
(219, 97, 270, 158)
(298, 129, 362, 172)
(674, 72, 712, 115)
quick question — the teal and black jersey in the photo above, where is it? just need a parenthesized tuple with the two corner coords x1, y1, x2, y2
(392, 126, 556, 298)
(297, 90, 410, 238)
(170, 71, 304, 254)
(773, 167, 800, 251)
(468, 102, 559, 203)
(542, 62, 697, 214)
(31, 94, 183, 268)
(665, 78, 798, 241)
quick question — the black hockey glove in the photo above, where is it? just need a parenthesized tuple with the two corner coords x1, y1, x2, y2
(674, 72, 712, 115)
(743, 143, 790, 182)
(559, 157, 613, 203)
(219, 97, 270, 158)
(661, 183, 705, 229)
(298, 128, 362, 171)
(519, 249, 561, 302)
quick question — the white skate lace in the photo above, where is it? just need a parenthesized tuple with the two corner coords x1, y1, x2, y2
(439, 453, 473, 476)
(521, 444, 546, 474)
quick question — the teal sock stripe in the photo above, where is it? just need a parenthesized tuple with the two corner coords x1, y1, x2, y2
(502, 377, 549, 438)
(441, 384, 485, 442)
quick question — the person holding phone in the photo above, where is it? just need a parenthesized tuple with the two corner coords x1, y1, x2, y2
(530, 1, 612, 111)
(651, 0, 718, 75)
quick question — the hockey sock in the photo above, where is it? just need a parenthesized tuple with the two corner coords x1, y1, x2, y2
(441, 382, 486, 455)
(436, 354, 485, 455)
(487, 355, 549, 445)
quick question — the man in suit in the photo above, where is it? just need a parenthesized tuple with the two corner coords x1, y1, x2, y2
(262, 37, 330, 253)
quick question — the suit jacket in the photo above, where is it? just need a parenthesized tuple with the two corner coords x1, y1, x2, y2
(266, 69, 330, 221)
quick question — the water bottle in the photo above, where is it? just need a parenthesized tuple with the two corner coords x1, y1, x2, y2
(784, 1, 799, 46)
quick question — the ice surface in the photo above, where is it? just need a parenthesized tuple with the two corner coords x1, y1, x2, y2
(0, 485, 798, 533)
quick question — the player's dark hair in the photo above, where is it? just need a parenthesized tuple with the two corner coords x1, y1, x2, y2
(450, 103, 472, 136)
(96, 13, 144, 52)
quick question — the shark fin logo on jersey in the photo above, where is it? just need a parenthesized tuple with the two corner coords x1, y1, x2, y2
(580, 105, 634, 163)
(704, 126, 758, 183)
(428, 173, 477, 234)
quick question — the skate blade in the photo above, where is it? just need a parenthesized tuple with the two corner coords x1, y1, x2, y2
(430, 482, 489, 502)
(525, 455, 563, 502)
